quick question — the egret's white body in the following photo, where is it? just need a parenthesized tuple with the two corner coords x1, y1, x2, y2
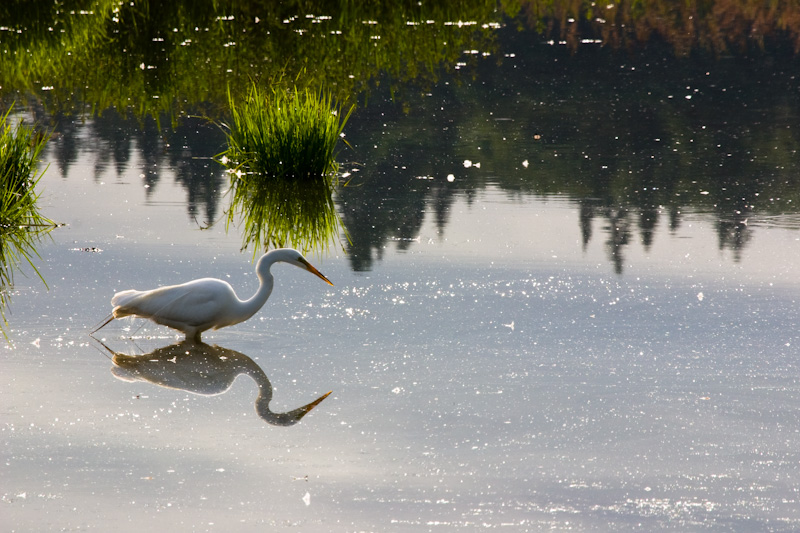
(92, 248, 332, 341)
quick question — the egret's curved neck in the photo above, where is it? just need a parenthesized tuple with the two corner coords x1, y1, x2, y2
(239, 258, 275, 321)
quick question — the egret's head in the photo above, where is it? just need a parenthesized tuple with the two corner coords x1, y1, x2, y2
(260, 248, 333, 286)
(293, 254, 334, 286)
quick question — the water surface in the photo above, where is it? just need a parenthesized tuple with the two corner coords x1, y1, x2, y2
(4, 4, 800, 532)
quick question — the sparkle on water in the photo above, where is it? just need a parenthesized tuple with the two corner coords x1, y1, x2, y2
(4, 5, 800, 532)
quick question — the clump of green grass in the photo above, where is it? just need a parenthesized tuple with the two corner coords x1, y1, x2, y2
(217, 83, 353, 255)
(220, 83, 353, 180)
(1, 105, 57, 333)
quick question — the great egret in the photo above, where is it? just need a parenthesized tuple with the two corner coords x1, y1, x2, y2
(91, 248, 333, 342)
(106, 340, 331, 426)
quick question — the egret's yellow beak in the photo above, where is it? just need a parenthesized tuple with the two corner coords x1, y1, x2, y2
(299, 258, 334, 286)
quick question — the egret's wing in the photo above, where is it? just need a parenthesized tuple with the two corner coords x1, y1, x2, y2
(113, 279, 234, 328)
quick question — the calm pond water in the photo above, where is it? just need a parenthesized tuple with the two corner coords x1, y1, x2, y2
(4, 3, 800, 532)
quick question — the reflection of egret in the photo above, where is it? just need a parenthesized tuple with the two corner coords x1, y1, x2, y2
(91, 248, 333, 342)
(103, 340, 331, 426)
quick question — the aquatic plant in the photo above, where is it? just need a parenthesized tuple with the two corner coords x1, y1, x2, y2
(217, 83, 351, 256)
(0, 105, 57, 332)
(221, 83, 353, 181)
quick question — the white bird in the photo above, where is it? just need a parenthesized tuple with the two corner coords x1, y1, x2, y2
(91, 248, 333, 342)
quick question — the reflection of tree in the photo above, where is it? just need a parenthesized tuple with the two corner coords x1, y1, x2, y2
(339, 100, 463, 271)
(338, 95, 460, 270)
(47, 112, 81, 179)
(708, 173, 758, 263)
(164, 118, 226, 225)
(91, 108, 136, 181)
(43, 111, 226, 224)
(338, 34, 800, 272)
(717, 216, 752, 262)
(5, 4, 800, 273)
(604, 207, 630, 276)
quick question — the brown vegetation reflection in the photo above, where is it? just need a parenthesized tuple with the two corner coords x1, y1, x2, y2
(513, 0, 800, 55)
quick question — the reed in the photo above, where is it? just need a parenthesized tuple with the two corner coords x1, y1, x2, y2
(218, 83, 352, 255)
(221, 83, 353, 181)
(1, 105, 57, 333)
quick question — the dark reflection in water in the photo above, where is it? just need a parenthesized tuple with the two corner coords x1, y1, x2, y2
(7, 8, 799, 274)
(0, 0, 498, 118)
(515, 0, 800, 56)
(100, 340, 331, 426)
(40, 108, 228, 226)
(33, 39, 800, 273)
(226, 168, 343, 256)
(338, 40, 800, 271)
